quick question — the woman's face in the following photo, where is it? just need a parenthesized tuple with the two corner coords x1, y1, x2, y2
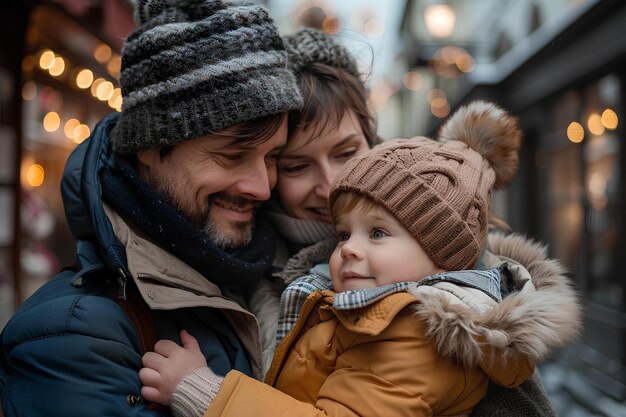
(277, 110, 369, 223)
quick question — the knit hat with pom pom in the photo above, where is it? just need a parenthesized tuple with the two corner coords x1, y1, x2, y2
(328, 100, 522, 271)
(111, 0, 303, 154)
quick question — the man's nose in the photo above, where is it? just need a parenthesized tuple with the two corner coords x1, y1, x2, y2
(236, 159, 272, 201)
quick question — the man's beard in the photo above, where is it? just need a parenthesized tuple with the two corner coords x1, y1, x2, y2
(199, 193, 257, 250)
(156, 179, 256, 250)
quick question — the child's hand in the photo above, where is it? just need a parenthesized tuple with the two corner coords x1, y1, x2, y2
(139, 329, 208, 405)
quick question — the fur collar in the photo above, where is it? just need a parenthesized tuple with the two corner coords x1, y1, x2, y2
(410, 233, 581, 379)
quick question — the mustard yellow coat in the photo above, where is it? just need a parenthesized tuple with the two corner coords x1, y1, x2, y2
(205, 287, 535, 417)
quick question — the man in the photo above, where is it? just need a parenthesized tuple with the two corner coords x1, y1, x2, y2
(0, 0, 302, 415)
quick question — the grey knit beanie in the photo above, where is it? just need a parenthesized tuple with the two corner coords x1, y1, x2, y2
(283, 28, 360, 78)
(111, 0, 304, 154)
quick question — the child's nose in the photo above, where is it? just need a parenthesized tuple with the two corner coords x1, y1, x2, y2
(340, 238, 363, 259)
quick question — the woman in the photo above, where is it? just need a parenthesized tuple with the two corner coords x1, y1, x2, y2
(264, 28, 381, 288)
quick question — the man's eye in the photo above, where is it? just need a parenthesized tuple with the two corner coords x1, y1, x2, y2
(370, 228, 387, 239)
(267, 153, 280, 161)
(219, 153, 243, 161)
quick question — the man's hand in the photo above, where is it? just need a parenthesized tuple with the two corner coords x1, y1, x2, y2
(139, 329, 208, 405)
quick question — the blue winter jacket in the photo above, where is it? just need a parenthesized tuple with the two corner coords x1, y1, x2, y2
(0, 113, 266, 416)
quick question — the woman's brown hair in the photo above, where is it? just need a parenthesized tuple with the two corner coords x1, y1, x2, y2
(288, 62, 380, 148)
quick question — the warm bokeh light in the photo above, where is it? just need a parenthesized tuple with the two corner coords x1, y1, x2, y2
(427, 88, 447, 103)
(368, 83, 396, 112)
(22, 81, 37, 101)
(431, 99, 451, 118)
(364, 18, 385, 37)
(43, 111, 60, 132)
(430, 46, 472, 78)
(567, 121, 584, 143)
(114, 95, 123, 112)
(601, 108, 618, 130)
(322, 16, 341, 34)
(22, 55, 36, 72)
(76, 69, 94, 89)
(107, 88, 122, 110)
(587, 171, 608, 210)
(94, 44, 112, 63)
(64, 118, 81, 140)
(456, 53, 475, 73)
(431, 97, 448, 109)
(424, 4, 456, 38)
(26, 164, 45, 187)
(48, 56, 65, 77)
(96, 81, 115, 101)
(439, 46, 458, 64)
(403, 71, 423, 91)
(39, 49, 55, 70)
(107, 55, 122, 78)
(72, 124, 91, 143)
(587, 113, 605, 135)
(91, 78, 105, 97)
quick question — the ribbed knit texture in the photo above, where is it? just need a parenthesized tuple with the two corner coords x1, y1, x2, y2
(472, 373, 557, 417)
(171, 367, 224, 417)
(329, 137, 494, 271)
(283, 28, 359, 78)
(111, 0, 303, 154)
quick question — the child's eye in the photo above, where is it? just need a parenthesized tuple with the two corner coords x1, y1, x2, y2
(337, 231, 350, 241)
(370, 228, 387, 240)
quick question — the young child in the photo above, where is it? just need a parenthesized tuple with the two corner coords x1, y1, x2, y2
(139, 101, 579, 417)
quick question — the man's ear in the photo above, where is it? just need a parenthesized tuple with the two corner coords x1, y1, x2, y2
(136, 148, 160, 180)
(136, 148, 159, 167)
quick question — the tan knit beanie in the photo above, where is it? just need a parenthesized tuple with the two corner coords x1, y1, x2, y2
(328, 101, 522, 271)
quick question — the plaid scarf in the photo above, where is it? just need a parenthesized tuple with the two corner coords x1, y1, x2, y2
(276, 265, 502, 345)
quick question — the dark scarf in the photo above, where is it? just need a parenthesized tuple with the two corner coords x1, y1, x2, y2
(100, 156, 276, 290)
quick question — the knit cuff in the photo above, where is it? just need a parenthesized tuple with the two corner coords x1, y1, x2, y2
(171, 367, 224, 417)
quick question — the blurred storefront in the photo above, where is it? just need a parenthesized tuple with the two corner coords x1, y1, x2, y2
(0, 0, 133, 327)
(399, 0, 626, 414)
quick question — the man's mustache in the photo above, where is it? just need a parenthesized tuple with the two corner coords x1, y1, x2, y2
(207, 193, 263, 209)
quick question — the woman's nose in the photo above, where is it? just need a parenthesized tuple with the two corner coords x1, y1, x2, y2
(315, 163, 339, 199)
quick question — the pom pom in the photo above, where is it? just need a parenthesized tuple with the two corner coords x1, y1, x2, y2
(438, 100, 522, 190)
(135, 0, 225, 26)
(283, 28, 359, 78)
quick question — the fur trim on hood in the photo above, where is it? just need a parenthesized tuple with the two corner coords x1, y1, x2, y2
(409, 233, 581, 382)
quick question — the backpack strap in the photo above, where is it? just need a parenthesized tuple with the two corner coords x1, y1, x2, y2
(62, 263, 172, 414)
(108, 280, 158, 354)
(107, 282, 172, 415)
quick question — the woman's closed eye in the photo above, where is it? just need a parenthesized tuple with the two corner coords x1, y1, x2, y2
(334, 147, 359, 160)
(279, 163, 309, 175)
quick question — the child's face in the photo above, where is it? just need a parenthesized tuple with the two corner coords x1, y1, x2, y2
(276, 110, 369, 223)
(329, 204, 444, 292)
